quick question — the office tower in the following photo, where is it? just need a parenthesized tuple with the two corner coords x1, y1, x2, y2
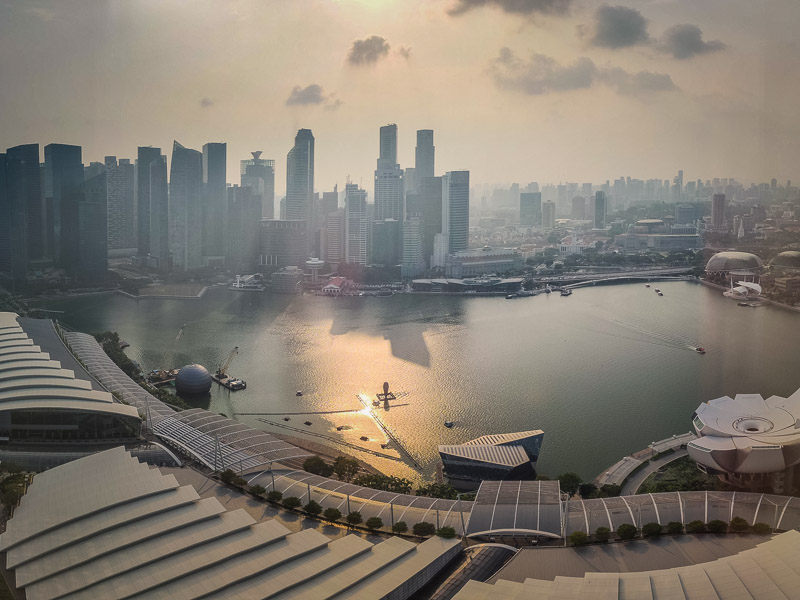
(105, 156, 135, 251)
(712, 193, 727, 231)
(44, 144, 83, 265)
(571, 196, 586, 221)
(673, 170, 684, 202)
(415, 130, 434, 179)
(405, 192, 422, 217)
(374, 124, 404, 222)
(594, 191, 607, 229)
(322, 187, 338, 216)
(226, 185, 261, 274)
(324, 210, 344, 267)
(525, 181, 540, 193)
(0, 152, 28, 281)
(542, 201, 556, 232)
(84, 161, 104, 180)
(557, 184, 567, 211)
(443, 170, 469, 254)
(136, 146, 163, 258)
(5, 145, 43, 266)
(241, 151, 275, 220)
(371, 219, 401, 267)
(148, 155, 169, 268)
(421, 176, 443, 267)
(345, 182, 368, 266)
(581, 183, 592, 198)
(258, 220, 308, 272)
(65, 173, 107, 282)
(202, 142, 227, 259)
(285, 129, 315, 224)
(404, 167, 418, 196)
(401, 217, 425, 278)
(675, 204, 695, 225)
(520, 192, 541, 228)
(169, 141, 204, 271)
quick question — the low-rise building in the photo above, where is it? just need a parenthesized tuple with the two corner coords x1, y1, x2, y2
(445, 246, 522, 278)
(270, 266, 303, 293)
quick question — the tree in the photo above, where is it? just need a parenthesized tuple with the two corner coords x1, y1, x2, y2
(346, 511, 363, 526)
(666, 521, 684, 535)
(598, 484, 621, 498)
(249, 485, 266, 497)
(536, 474, 551, 481)
(304, 500, 323, 515)
(267, 490, 283, 503)
(642, 522, 663, 537)
(283, 496, 302, 509)
(220, 469, 236, 484)
(413, 521, 436, 537)
(365, 517, 384, 531)
(323, 507, 342, 521)
(706, 520, 727, 534)
(436, 526, 457, 539)
(569, 531, 589, 546)
(686, 520, 705, 534)
(594, 527, 611, 542)
(558, 472, 582, 496)
(617, 523, 637, 540)
(333, 456, 360, 482)
(729, 517, 749, 533)
(303, 456, 334, 477)
(392, 521, 408, 534)
(578, 483, 598, 499)
(752, 522, 772, 535)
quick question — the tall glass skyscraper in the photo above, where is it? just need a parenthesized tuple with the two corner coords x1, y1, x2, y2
(170, 141, 204, 271)
(345, 182, 368, 266)
(202, 142, 227, 259)
(136, 146, 164, 258)
(594, 191, 607, 229)
(374, 124, 404, 222)
(415, 130, 434, 179)
(44, 143, 83, 266)
(105, 156, 135, 251)
(443, 170, 469, 254)
(285, 129, 315, 224)
(7, 144, 43, 266)
(240, 151, 274, 220)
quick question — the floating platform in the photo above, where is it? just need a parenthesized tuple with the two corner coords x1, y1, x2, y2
(211, 374, 247, 391)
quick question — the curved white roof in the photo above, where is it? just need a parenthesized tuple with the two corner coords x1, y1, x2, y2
(689, 389, 800, 474)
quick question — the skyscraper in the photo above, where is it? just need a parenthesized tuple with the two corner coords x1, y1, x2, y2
(571, 196, 586, 221)
(371, 219, 402, 267)
(415, 130, 434, 179)
(0, 152, 27, 281)
(202, 142, 227, 259)
(7, 144, 43, 265)
(241, 151, 274, 220)
(594, 191, 607, 229)
(226, 185, 261, 273)
(136, 146, 164, 258)
(675, 204, 695, 225)
(105, 156, 135, 251)
(374, 124, 404, 222)
(712, 193, 727, 231)
(258, 220, 308, 272)
(44, 144, 83, 265)
(443, 171, 469, 254)
(520, 192, 541, 227)
(345, 182, 368, 266)
(421, 176, 443, 268)
(285, 129, 315, 224)
(148, 154, 169, 268)
(542, 201, 556, 232)
(169, 141, 204, 271)
(401, 217, 425, 278)
(324, 210, 344, 267)
(65, 172, 107, 282)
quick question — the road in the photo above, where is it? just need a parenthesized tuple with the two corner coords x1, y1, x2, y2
(621, 449, 689, 495)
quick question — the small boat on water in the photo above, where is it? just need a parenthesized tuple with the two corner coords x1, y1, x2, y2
(304, 421, 312, 426)
(506, 294, 515, 299)
(296, 390, 303, 397)
(560, 289, 572, 296)
(695, 347, 706, 354)
(657, 291, 664, 296)
(645, 284, 650, 288)
(444, 421, 455, 428)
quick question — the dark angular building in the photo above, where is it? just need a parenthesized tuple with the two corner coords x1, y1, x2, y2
(371, 219, 402, 267)
(226, 185, 262, 274)
(6, 145, 43, 269)
(285, 130, 315, 225)
(169, 141, 204, 271)
(258, 220, 308, 274)
(202, 142, 227, 260)
(420, 176, 442, 268)
(105, 156, 136, 251)
(136, 146, 163, 258)
(44, 144, 83, 266)
(520, 192, 541, 228)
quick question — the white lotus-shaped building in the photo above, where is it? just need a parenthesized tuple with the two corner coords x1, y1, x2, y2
(688, 389, 800, 493)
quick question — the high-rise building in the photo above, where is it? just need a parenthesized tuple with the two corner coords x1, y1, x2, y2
(322, 187, 339, 216)
(202, 142, 227, 259)
(404, 167, 418, 196)
(324, 210, 344, 267)
(443, 171, 469, 254)
(520, 192, 541, 228)
(0, 151, 29, 281)
(542, 201, 556, 232)
(374, 124, 404, 222)
(44, 144, 83, 265)
(675, 204, 695, 225)
(421, 176, 443, 268)
(371, 219, 402, 267)
(7, 145, 43, 266)
(581, 183, 592, 199)
(594, 191, 607, 229)
(105, 156, 135, 251)
(240, 151, 275, 220)
(169, 141, 204, 271)
(65, 172, 107, 282)
(401, 217, 425, 278)
(84, 161, 104, 181)
(571, 196, 586, 221)
(226, 185, 261, 274)
(712, 193, 727, 231)
(258, 220, 308, 273)
(415, 130, 434, 179)
(136, 146, 163, 258)
(148, 154, 169, 268)
(345, 182, 368, 266)
(285, 129, 315, 225)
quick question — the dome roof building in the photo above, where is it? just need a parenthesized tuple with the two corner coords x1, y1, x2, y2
(175, 364, 212, 396)
(770, 250, 800, 271)
(705, 251, 764, 273)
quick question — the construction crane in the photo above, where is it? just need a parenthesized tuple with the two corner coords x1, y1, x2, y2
(217, 347, 239, 378)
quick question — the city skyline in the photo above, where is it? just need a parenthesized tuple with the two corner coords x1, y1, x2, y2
(0, 1, 798, 191)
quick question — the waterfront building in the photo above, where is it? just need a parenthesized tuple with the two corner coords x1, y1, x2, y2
(371, 218, 402, 267)
(6, 144, 43, 270)
(0, 148, 30, 280)
(443, 170, 469, 254)
(593, 191, 607, 229)
(258, 220, 308, 273)
(285, 129, 315, 225)
(711, 192, 727, 231)
(324, 209, 344, 267)
(615, 232, 703, 251)
(411, 277, 523, 294)
(305, 257, 324, 283)
(135, 146, 165, 262)
(415, 129, 434, 179)
(345, 182, 368, 266)
(401, 217, 425, 278)
(104, 156, 136, 251)
(541, 200, 556, 232)
(445, 246, 522, 278)
(43, 143, 83, 265)
(63, 172, 108, 282)
(169, 141, 204, 271)
(421, 176, 443, 268)
(148, 153, 170, 269)
(271, 266, 304, 293)
(374, 124, 404, 222)
(774, 277, 800, 294)
(431, 233, 448, 269)
(770, 251, 800, 273)
(200, 142, 227, 263)
(240, 151, 275, 220)
(705, 251, 764, 276)
(225, 185, 261, 274)
(520, 192, 541, 228)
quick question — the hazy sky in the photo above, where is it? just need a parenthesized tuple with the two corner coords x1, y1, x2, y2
(1, 0, 798, 194)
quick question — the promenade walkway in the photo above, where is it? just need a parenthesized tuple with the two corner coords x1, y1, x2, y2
(594, 432, 696, 489)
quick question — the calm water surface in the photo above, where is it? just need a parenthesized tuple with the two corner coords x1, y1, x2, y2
(34, 282, 800, 482)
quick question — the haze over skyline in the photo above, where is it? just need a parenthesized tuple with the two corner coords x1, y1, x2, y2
(1, 0, 798, 193)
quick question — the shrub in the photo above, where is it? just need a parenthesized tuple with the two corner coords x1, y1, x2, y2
(686, 520, 705, 534)
(323, 507, 342, 521)
(729, 517, 749, 533)
(266, 490, 283, 503)
(752, 522, 772, 535)
(392, 521, 408, 534)
(304, 500, 323, 515)
(220, 469, 237, 484)
(283, 496, 302, 510)
(333, 456, 360, 482)
(303, 456, 334, 477)
(558, 472, 583, 496)
(346, 511, 363, 526)
(617, 523, 638, 540)
(666, 521, 684, 535)
(642, 522, 663, 537)
(706, 520, 727, 534)
(413, 521, 436, 537)
(598, 484, 621, 498)
(594, 527, 611, 542)
(436, 526, 457, 539)
(249, 485, 266, 497)
(579, 483, 598, 499)
(365, 517, 384, 531)
(569, 531, 589, 546)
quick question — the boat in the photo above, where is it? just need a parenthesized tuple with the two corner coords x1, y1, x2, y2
(296, 391, 303, 397)
(381, 443, 390, 449)
(227, 379, 246, 390)
(359, 436, 369, 441)
(304, 421, 312, 426)
(645, 284, 650, 288)
(657, 291, 664, 296)
(283, 417, 291, 421)
(560, 289, 572, 296)
(506, 294, 515, 299)
(738, 302, 749, 307)
(695, 347, 706, 354)
(444, 421, 455, 428)
(654, 288, 661, 293)
(545, 287, 551, 294)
